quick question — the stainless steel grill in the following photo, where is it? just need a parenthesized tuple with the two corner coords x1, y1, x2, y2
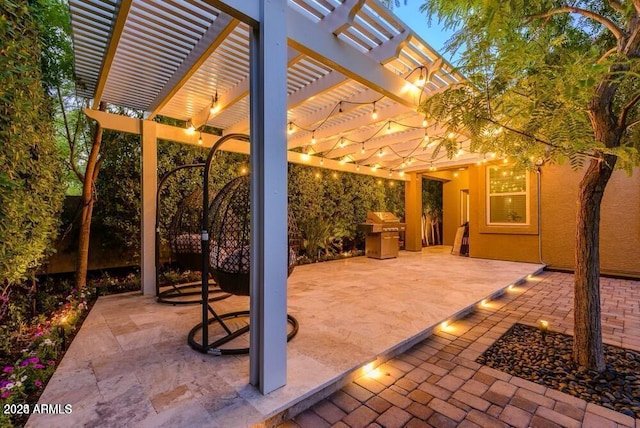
(359, 211, 405, 259)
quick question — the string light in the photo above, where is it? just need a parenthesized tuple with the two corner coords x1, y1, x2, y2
(186, 120, 195, 134)
(416, 67, 426, 86)
(319, 157, 324, 166)
(210, 91, 219, 114)
(280, 68, 491, 173)
(198, 132, 203, 145)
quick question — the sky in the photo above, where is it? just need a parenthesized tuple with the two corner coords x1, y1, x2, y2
(392, 2, 457, 63)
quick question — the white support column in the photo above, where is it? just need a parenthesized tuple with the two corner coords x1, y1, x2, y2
(141, 120, 158, 296)
(248, 0, 289, 394)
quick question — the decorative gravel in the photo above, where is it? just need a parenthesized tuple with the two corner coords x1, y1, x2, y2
(477, 323, 640, 418)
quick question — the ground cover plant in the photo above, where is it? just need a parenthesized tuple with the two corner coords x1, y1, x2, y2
(0, 272, 140, 427)
(478, 323, 640, 418)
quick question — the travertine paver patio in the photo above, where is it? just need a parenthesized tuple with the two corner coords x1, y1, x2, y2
(284, 271, 640, 428)
(27, 247, 542, 427)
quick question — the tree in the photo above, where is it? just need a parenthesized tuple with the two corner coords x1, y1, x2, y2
(420, 0, 640, 371)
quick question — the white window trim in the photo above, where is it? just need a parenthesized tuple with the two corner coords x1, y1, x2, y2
(486, 166, 530, 226)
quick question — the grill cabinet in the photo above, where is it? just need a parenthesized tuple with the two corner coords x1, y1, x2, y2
(359, 211, 406, 259)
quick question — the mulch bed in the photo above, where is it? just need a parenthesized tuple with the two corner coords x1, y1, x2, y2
(476, 323, 640, 418)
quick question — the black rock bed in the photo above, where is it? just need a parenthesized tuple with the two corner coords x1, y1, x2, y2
(476, 323, 640, 419)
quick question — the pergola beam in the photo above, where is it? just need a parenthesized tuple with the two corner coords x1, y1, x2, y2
(91, 0, 132, 109)
(287, 8, 418, 110)
(146, 13, 238, 119)
(83, 109, 408, 180)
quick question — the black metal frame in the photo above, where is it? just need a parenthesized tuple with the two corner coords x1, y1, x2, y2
(155, 163, 229, 305)
(188, 133, 299, 355)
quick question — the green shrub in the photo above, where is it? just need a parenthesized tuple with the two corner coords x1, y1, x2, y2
(0, 1, 65, 285)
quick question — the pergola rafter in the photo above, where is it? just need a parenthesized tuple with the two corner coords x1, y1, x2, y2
(70, 0, 471, 174)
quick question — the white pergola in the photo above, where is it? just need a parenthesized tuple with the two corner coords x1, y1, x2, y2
(69, 0, 478, 394)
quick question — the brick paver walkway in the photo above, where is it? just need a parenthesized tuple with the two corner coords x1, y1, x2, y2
(282, 271, 640, 428)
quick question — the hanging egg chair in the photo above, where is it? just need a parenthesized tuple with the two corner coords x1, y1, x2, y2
(208, 175, 299, 296)
(188, 134, 300, 355)
(169, 188, 205, 272)
(155, 163, 229, 305)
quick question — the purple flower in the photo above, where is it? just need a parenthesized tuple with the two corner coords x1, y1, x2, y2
(34, 331, 44, 337)
(28, 356, 39, 365)
(1, 391, 11, 399)
(20, 360, 30, 367)
(34, 380, 43, 387)
(0, 380, 9, 388)
(47, 360, 56, 365)
(2, 366, 13, 373)
(34, 364, 45, 369)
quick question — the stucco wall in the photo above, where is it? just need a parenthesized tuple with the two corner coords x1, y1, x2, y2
(467, 165, 540, 263)
(540, 164, 640, 277)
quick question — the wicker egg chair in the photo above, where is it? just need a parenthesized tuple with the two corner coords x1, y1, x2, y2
(188, 134, 300, 355)
(155, 164, 229, 305)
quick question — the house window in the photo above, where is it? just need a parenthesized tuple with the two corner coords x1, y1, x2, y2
(487, 165, 529, 225)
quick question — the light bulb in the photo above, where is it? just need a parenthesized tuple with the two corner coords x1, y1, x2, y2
(372, 102, 378, 120)
(288, 122, 294, 134)
(198, 133, 203, 145)
(422, 118, 428, 127)
(361, 145, 365, 154)
(378, 148, 384, 157)
(186, 121, 195, 135)
(311, 133, 316, 144)
(416, 67, 426, 86)
(320, 158, 324, 166)
(386, 123, 392, 134)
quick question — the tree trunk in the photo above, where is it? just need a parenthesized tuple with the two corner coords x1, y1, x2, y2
(75, 101, 106, 289)
(573, 154, 616, 371)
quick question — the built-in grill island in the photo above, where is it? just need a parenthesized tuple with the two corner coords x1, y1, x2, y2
(358, 211, 406, 259)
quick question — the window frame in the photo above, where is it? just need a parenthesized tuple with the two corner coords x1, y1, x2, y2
(486, 165, 530, 226)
